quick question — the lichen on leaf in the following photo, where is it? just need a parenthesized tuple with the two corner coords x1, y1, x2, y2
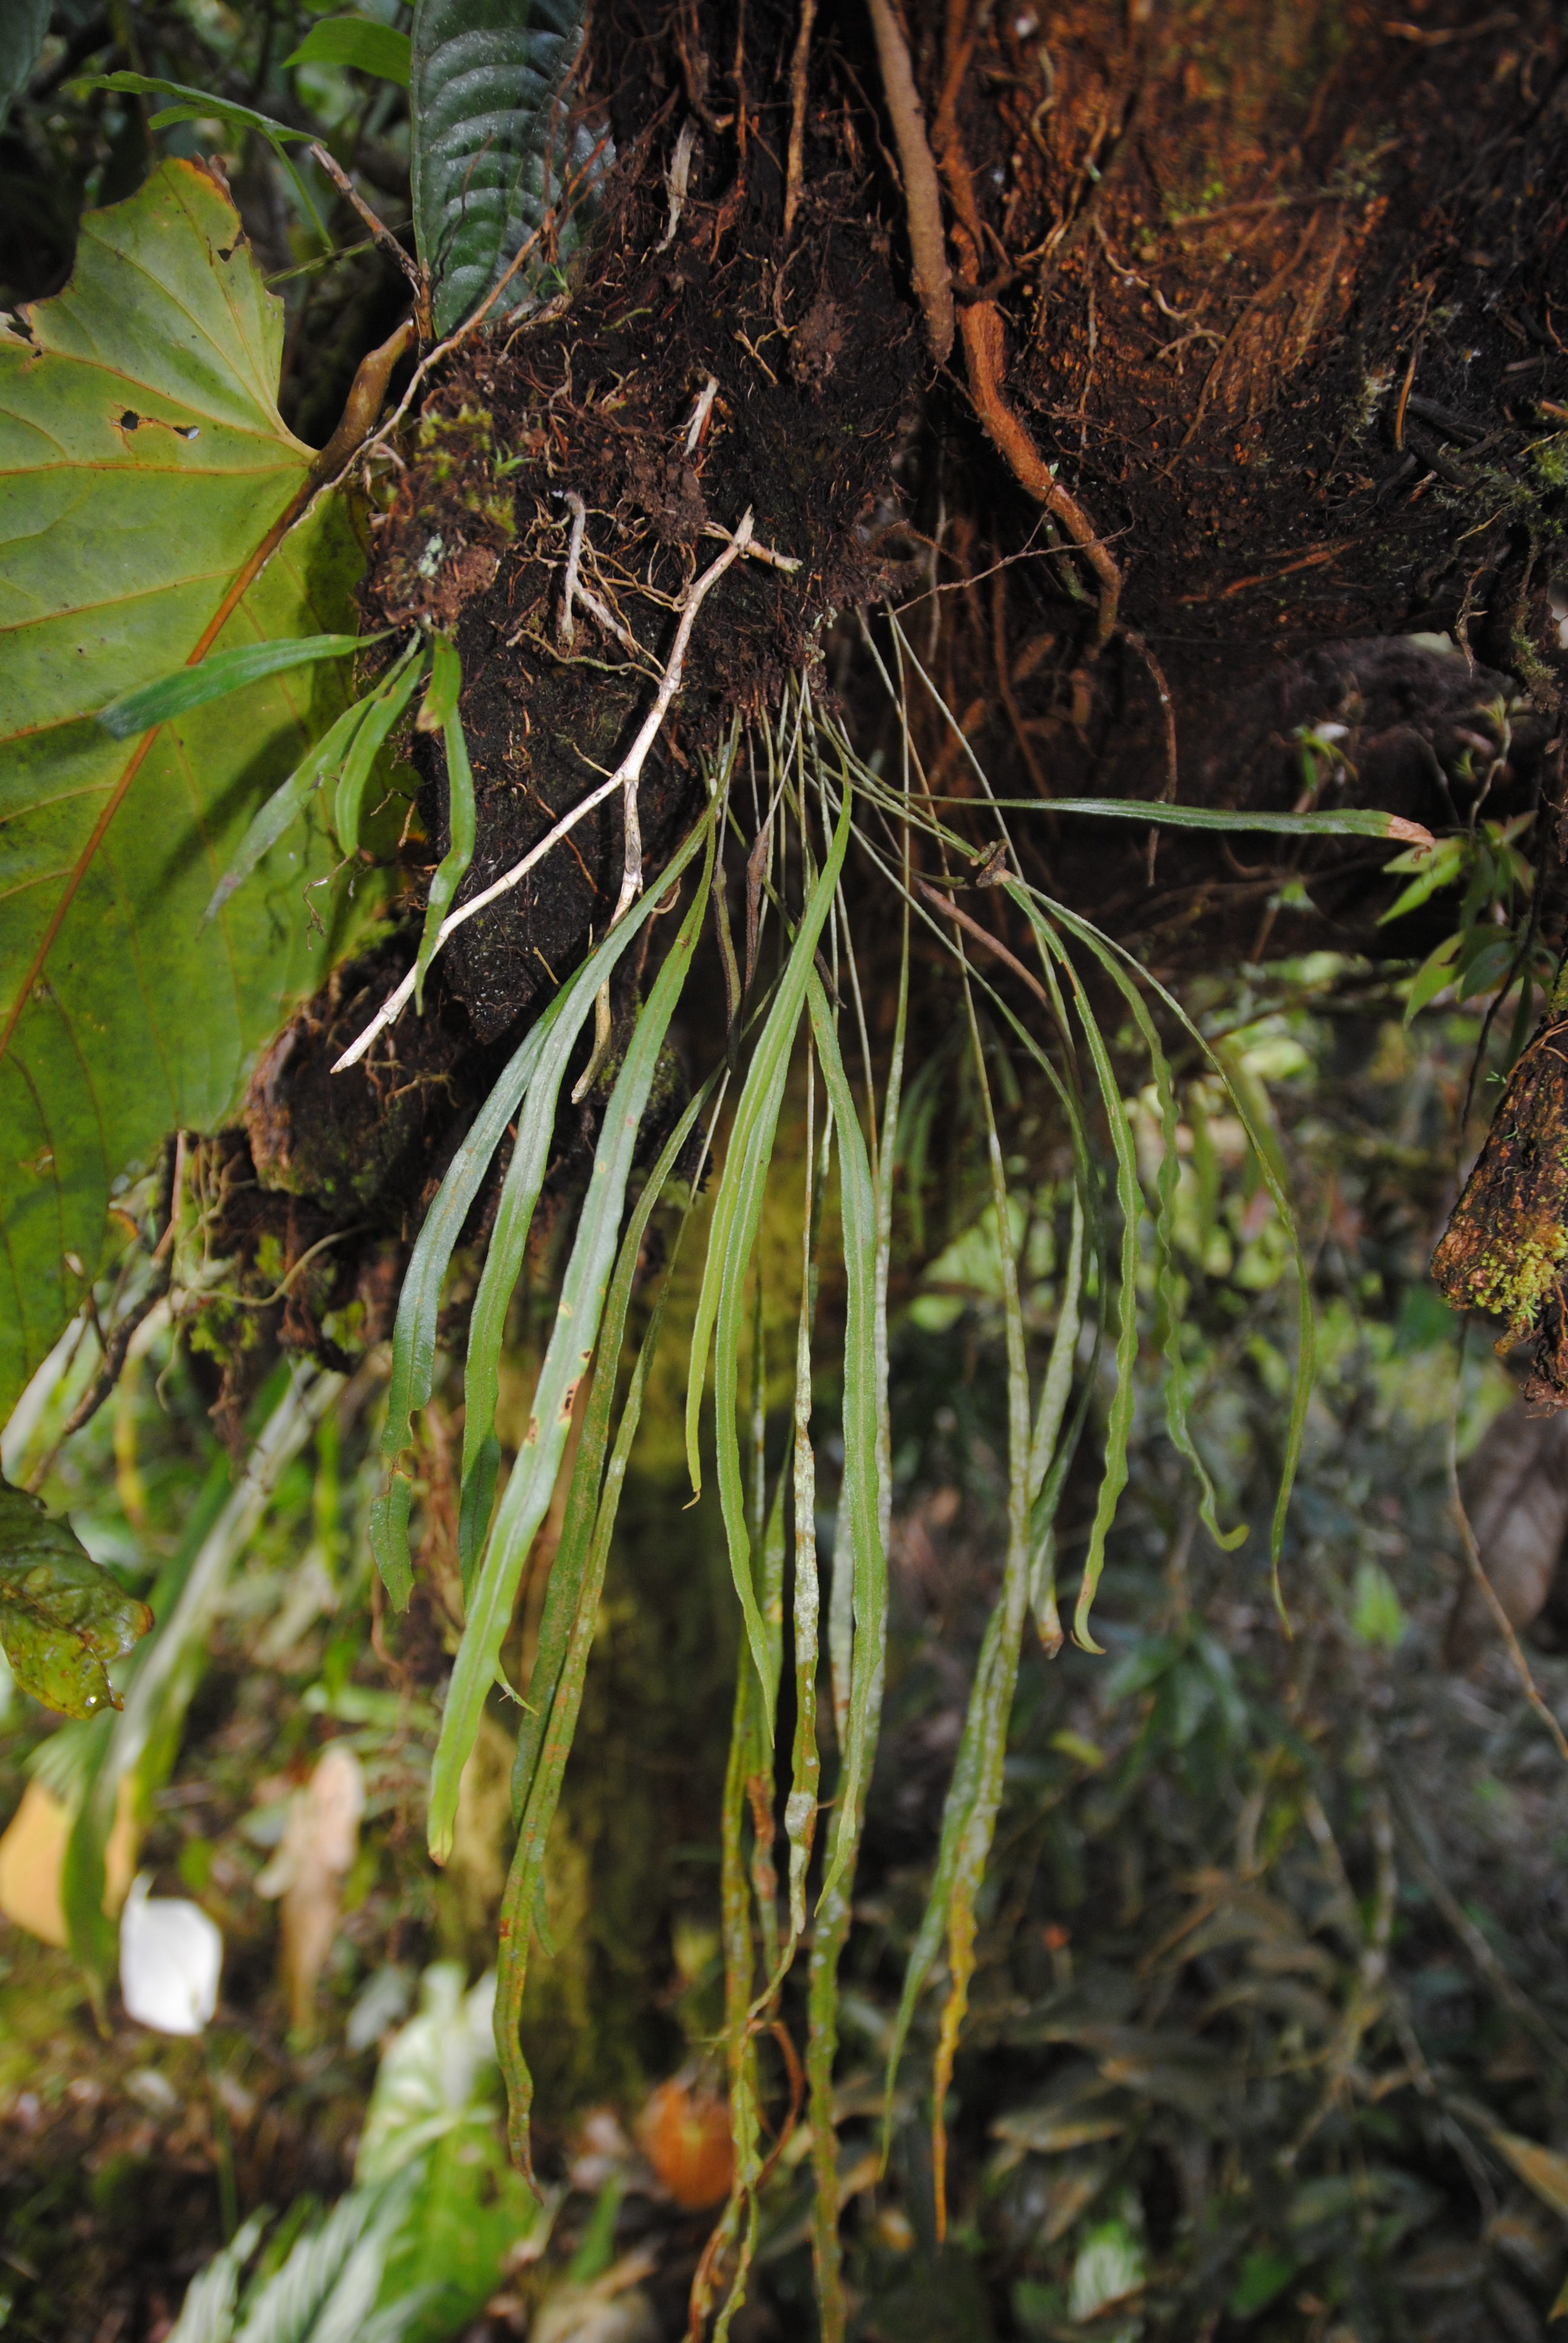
(0, 1476, 152, 1717)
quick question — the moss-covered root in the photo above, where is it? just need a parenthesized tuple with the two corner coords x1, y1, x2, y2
(1432, 1019, 1568, 1404)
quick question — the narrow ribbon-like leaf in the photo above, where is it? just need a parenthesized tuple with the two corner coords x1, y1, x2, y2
(808, 974, 889, 1907)
(806, 872, 905, 2331)
(430, 828, 713, 1862)
(1020, 914, 1141, 1655)
(412, 637, 476, 1011)
(1017, 880, 1315, 1627)
(995, 798, 1434, 844)
(923, 970, 1036, 2236)
(335, 640, 426, 853)
(380, 1021, 552, 1467)
(784, 1061, 828, 1944)
(1060, 913, 1246, 1556)
(457, 814, 714, 1577)
(687, 794, 851, 1713)
(372, 813, 711, 1610)
(204, 692, 377, 922)
(96, 633, 369, 739)
(508, 1070, 722, 1830)
(495, 1075, 713, 2172)
(1026, 1190, 1086, 1648)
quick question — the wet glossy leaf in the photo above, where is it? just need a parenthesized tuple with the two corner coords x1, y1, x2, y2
(0, 1477, 151, 1717)
(0, 159, 367, 1418)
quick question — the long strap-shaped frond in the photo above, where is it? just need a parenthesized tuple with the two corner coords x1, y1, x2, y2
(685, 792, 851, 1715)
(494, 1070, 719, 2174)
(428, 820, 716, 1862)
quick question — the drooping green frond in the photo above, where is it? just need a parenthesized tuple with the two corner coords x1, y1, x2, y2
(411, 638, 477, 1011)
(686, 793, 851, 1715)
(494, 1065, 721, 2173)
(429, 818, 716, 1861)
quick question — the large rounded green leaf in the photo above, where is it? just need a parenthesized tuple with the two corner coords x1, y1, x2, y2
(0, 159, 364, 1418)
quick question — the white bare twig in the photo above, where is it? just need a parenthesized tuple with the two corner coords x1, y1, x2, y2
(684, 374, 720, 456)
(657, 120, 699, 254)
(700, 520, 802, 572)
(575, 582, 645, 657)
(332, 513, 755, 1074)
(557, 490, 587, 646)
(611, 508, 753, 921)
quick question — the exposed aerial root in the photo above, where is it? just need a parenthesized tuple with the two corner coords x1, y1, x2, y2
(865, 0, 955, 362)
(939, 133, 1122, 651)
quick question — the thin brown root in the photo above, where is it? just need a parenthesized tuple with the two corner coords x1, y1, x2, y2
(938, 131, 1121, 649)
(865, 0, 955, 362)
(1120, 623, 1178, 880)
(783, 0, 818, 243)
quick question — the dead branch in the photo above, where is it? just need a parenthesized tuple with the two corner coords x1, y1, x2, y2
(309, 143, 430, 338)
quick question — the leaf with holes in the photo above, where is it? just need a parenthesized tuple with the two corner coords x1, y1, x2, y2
(0, 1476, 152, 1717)
(0, 158, 367, 1420)
(411, 0, 591, 336)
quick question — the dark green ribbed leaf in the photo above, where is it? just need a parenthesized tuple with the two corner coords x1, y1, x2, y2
(411, 0, 589, 337)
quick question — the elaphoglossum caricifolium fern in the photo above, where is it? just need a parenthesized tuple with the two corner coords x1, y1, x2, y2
(344, 612, 1429, 2332)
